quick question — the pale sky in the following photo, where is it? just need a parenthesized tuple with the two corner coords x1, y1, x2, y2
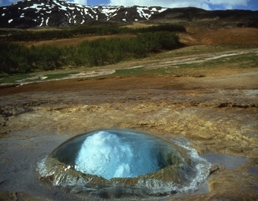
(0, 0, 257, 10)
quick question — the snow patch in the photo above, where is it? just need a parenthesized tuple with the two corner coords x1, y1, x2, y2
(2, 3, 168, 27)
(137, 7, 151, 20)
(46, 17, 49, 26)
(39, 17, 44, 27)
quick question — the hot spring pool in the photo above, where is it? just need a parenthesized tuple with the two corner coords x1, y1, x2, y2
(37, 129, 211, 198)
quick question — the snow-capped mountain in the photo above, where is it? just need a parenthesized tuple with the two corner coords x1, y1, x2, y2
(1, 0, 257, 29)
(0, 0, 167, 28)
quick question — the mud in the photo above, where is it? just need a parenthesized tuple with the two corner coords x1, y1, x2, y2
(0, 26, 258, 200)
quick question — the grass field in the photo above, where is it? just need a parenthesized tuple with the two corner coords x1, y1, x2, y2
(1, 23, 258, 85)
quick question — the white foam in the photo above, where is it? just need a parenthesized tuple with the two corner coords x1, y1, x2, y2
(174, 140, 211, 192)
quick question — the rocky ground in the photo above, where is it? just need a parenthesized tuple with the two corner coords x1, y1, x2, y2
(0, 26, 258, 200)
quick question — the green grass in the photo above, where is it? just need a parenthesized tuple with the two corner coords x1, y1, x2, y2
(0, 73, 33, 84)
(114, 68, 147, 76)
(152, 44, 258, 60)
(175, 52, 258, 69)
(1, 46, 256, 84)
(113, 67, 180, 76)
(111, 51, 258, 77)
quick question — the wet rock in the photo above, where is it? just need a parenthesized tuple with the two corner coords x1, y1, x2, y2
(0, 106, 32, 117)
(209, 165, 221, 175)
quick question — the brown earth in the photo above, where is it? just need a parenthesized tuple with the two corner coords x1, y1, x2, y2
(0, 25, 258, 201)
(19, 34, 136, 47)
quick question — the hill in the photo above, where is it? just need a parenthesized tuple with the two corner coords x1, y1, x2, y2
(0, 0, 257, 28)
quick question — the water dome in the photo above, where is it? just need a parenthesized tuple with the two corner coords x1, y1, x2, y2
(37, 129, 210, 198)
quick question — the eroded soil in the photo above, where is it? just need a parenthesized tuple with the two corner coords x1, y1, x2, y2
(0, 26, 258, 200)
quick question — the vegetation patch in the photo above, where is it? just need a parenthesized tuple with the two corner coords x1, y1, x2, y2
(175, 52, 258, 69)
(0, 73, 33, 84)
(0, 30, 181, 75)
(4, 24, 186, 42)
(111, 52, 258, 77)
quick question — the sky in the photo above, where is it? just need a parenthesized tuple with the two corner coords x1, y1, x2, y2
(0, 0, 257, 10)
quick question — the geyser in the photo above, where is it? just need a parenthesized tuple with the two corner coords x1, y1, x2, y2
(75, 131, 165, 180)
(37, 129, 211, 198)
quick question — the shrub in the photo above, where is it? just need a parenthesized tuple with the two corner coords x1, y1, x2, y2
(6, 24, 185, 42)
(0, 42, 32, 74)
(1, 31, 181, 74)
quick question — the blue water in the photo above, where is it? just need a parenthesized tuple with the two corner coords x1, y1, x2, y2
(38, 129, 211, 197)
(75, 130, 165, 179)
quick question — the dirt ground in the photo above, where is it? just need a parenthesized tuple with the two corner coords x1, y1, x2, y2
(0, 26, 258, 201)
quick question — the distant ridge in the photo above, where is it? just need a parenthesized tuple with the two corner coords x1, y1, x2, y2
(0, 0, 257, 28)
(150, 7, 258, 28)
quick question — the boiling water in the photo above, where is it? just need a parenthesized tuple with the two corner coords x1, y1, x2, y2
(37, 129, 211, 198)
(0, 129, 212, 200)
(75, 130, 165, 180)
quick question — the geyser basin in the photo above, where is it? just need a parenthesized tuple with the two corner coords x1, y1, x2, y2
(37, 129, 211, 197)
